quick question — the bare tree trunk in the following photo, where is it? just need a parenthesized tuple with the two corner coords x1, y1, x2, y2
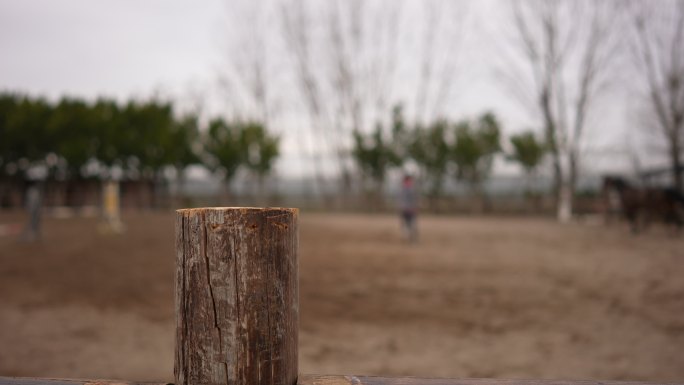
(630, 0, 684, 192)
(558, 151, 578, 223)
(281, 0, 330, 200)
(541, 90, 563, 213)
(414, 1, 439, 125)
(327, 1, 358, 202)
(570, 149, 580, 215)
(504, 0, 617, 222)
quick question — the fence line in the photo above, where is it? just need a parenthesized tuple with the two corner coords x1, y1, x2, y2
(0, 375, 675, 385)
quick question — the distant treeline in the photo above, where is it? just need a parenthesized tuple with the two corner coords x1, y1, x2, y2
(351, 106, 547, 210)
(1, 92, 553, 211)
(0, 92, 279, 186)
(0, 92, 280, 209)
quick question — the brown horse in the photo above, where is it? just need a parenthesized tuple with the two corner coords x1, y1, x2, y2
(602, 176, 684, 233)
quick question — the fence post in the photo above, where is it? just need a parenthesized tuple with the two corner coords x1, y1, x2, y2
(175, 208, 299, 385)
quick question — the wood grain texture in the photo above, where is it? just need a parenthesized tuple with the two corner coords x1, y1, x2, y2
(175, 207, 298, 385)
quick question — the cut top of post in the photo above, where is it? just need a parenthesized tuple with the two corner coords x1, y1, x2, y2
(176, 207, 299, 214)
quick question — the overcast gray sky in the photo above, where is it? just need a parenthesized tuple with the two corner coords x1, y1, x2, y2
(0, 0, 644, 178)
(0, 0, 223, 100)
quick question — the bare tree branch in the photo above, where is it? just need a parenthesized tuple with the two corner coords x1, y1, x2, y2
(503, 0, 619, 221)
(628, 0, 684, 190)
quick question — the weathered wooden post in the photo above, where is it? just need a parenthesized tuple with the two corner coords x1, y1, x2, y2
(175, 208, 298, 385)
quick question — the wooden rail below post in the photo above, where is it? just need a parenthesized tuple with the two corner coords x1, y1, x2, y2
(0, 375, 678, 385)
(0, 379, 165, 385)
(298, 375, 678, 385)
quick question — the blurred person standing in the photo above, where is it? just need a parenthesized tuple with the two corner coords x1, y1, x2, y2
(399, 174, 418, 243)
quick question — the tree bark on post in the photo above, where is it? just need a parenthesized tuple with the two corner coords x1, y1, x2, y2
(175, 207, 298, 385)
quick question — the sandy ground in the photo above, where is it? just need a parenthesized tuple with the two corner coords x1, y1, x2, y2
(0, 211, 683, 383)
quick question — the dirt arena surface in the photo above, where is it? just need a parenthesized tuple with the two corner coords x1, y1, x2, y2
(0, 211, 683, 382)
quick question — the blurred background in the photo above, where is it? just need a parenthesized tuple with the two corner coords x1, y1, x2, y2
(1, 0, 683, 382)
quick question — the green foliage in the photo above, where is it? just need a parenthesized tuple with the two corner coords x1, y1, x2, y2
(352, 126, 395, 185)
(351, 108, 504, 203)
(351, 109, 404, 188)
(204, 119, 280, 184)
(120, 100, 176, 174)
(205, 118, 245, 182)
(388, 105, 410, 161)
(3, 95, 53, 167)
(451, 112, 501, 189)
(508, 131, 546, 175)
(0, 93, 20, 174)
(49, 98, 100, 175)
(92, 98, 123, 166)
(409, 119, 450, 197)
(240, 122, 279, 179)
(169, 113, 201, 170)
(0, 92, 279, 185)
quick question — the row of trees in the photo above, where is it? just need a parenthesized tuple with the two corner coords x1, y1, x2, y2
(0, 93, 279, 193)
(0, 90, 546, 210)
(351, 107, 546, 208)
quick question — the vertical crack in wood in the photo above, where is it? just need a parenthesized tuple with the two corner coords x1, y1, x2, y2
(201, 212, 229, 385)
(233, 214, 241, 385)
(263, 216, 274, 385)
(180, 214, 188, 384)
